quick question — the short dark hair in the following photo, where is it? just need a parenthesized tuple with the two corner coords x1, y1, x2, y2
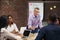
(48, 14, 57, 23)
(34, 7, 39, 10)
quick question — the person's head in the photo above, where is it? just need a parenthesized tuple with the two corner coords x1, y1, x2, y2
(47, 14, 57, 24)
(34, 7, 39, 16)
(56, 17, 60, 25)
(0, 15, 8, 29)
(7, 15, 13, 24)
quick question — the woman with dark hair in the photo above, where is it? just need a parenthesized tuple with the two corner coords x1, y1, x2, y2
(4, 15, 23, 40)
(0, 15, 8, 40)
(6, 15, 19, 33)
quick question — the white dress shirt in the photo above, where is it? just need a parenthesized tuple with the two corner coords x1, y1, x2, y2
(1, 23, 22, 40)
(6, 23, 19, 32)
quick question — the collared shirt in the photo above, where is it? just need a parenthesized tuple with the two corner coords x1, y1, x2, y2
(28, 14, 43, 29)
(6, 23, 19, 32)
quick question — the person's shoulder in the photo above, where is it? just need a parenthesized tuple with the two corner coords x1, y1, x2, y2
(55, 25, 60, 28)
(29, 15, 34, 19)
(31, 15, 34, 17)
(41, 24, 50, 30)
(41, 26, 48, 30)
(13, 23, 16, 25)
(38, 14, 40, 17)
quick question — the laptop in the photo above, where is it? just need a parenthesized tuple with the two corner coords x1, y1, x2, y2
(23, 30, 31, 37)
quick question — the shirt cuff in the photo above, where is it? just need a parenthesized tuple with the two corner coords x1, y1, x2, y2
(28, 25, 32, 29)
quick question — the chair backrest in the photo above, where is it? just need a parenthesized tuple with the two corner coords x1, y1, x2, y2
(19, 27, 26, 34)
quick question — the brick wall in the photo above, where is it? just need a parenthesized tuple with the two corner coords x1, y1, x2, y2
(0, 0, 41, 29)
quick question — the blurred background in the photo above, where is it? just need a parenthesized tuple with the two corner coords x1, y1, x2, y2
(0, 0, 60, 29)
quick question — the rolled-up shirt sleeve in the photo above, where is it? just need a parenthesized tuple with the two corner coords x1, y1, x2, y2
(14, 24, 19, 32)
(28, 17, 32, 29)
(38, 17, 43, 29)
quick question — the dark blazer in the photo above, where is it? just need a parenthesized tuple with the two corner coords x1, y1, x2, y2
(35, 23, 60, 40)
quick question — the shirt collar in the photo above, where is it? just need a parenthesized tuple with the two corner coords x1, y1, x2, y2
(33, 14, 39, 18)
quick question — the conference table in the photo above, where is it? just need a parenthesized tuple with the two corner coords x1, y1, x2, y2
(22, 33, 38, 40)
(1, 27, 38, 40)
(0, 32, 38, 40)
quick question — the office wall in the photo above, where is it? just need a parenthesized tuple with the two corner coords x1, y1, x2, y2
(44, 2, 60, 21)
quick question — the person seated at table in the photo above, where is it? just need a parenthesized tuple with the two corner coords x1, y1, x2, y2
(6, 15, 21, 36)
(0, 15, 8, 31)
(35, 14, 60, 40)
(0, 15, 8, 40)
(1, 15, 23, 40)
